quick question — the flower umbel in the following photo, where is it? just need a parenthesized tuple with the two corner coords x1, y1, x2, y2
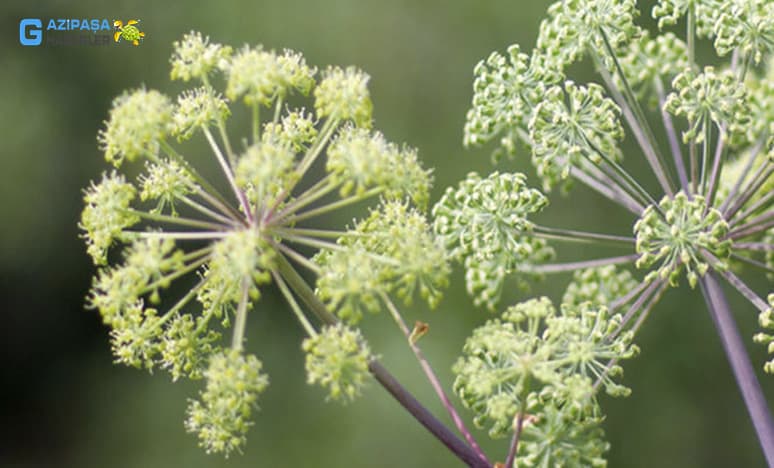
(454, 0, 774, 464)
(83, 32, 438, 457)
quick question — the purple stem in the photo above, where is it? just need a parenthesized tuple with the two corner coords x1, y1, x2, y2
(530, 254, 639, 274)
(504, 410, 525, 468)
(718, 140, 764, 213)
(657, 80, 690, 194)
(382, 294, 490, 465)
(699, 273, 774, 466)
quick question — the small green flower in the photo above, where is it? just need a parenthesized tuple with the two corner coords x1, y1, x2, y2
(634, 191, 732, 288)
(185, 350, 269, 456)
(529, 81, 624, 190)
(314, 247, 383, 323)
(754, 294, 774, 373)
(170, 31, 233, 83)
(171, 86, 230, 141)
(652, 0, 724, 37)
(714, 0, 774, 64)
(348, 200, 450, 307)
(159, 313, 221, 381)
(517, 402, 610, 467)
(206, 229, 274, 303)
(326, 126, 431, 206)
(463, 45, 560, 159)
(235, 140, 296, 208)
(262, 109, 318, 152)
(98, 88, 173, 167)
(665, 66, 751, 145)
(547, 302, 639, 397)
(616, 31, 689, 107)
(314, 66, 373, 127)
(222, 46, 315, 106)
(110, 301, 161, 370)
(433, 172, 553, 309)
(453, 297, 560, 437)
(139, 159, 195, 215)
(302, 323, 371, 403)
(80, 171, 140, 265)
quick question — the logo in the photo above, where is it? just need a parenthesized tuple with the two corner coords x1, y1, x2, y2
(19, 18, 42, 46)
(113, 20, 145, 46)
(18, 18, 143, 47)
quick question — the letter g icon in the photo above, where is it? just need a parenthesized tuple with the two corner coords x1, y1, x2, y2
(20, 19, 42, 46)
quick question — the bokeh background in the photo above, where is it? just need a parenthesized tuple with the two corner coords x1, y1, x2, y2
(2, 0, 773, 467)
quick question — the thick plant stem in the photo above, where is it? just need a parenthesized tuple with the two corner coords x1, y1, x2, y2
(381, 294, 490, 465)
(699, 273, 774, 466)
(275, 254, 490, 467)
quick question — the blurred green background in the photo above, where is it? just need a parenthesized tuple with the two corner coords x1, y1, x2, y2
(2, 0, 772, 467)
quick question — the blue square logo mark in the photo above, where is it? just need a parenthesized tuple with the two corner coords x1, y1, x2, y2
(20, 19, 42, 46)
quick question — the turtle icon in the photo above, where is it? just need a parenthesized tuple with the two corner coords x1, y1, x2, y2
(113, 19, 145, 46)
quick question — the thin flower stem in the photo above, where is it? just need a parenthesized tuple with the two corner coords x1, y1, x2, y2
(730, 192, 774, 227)
(505, 408, 525, 468)
(272, 268, 317, 337)
(609, 280, 651, 312)
(129, 230, 229, 240)
(273, 254, 489, 468)
(274, 227, 350, 240)
(699, 273, 774, 466)
(596, 281, 665, 393)
(729, 217, 774, 240)
(629, 280, 668, 337)
(656, 79, 690, 193)
(532, 225, 634, 246)
(596, 29, 675, 195)
(273, 96, 284, 124)
(217, 120, 237, 167)
(729, 253, 774, 275)
(252, 103, 260, 143)
(126, 209, 228, 231)
(705, 125, 727, 209)
(581, 132, 661, 212)
(703, 250, 770, 312)
(690, 136, 698, 194)
(180, 195, 240, 226)
(188, 183, 244, 223)
(381, 293, 490, 466)
(735, 242, 774, 252)
(272, 176, 341, 223)
(724, 163, 773, 220)
(528, 254, 638, 274)
(275, 243, 322, 275)
(159, 140, 236, 214)
(700, 122, 712, 194)
(202, 127, 253, 222)
(719, 139, 765, 213)
(287, 187, 384, 224)
(139, 251, 211, 296)
(687, 6, 696, 66)
(278, 233, 400, 267)
(616, 280, 662, 336)
(569, 165, 644, 215)
(296, 118, 339, 179)
(231, 278, 250, 350)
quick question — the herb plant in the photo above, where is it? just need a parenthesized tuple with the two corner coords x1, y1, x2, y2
(80, 0, 774, 465)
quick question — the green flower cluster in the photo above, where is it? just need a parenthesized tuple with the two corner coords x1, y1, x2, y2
(635, 191, 732, 288)
(453, 294, 637, 463)
(432, 172, 554, 310)
(316, 200, 448, 323)
(185, 350, 269, 456)
(302, 324, 371, 402)
(83, 30, 435, 456)
(665, 66, 751, 145)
